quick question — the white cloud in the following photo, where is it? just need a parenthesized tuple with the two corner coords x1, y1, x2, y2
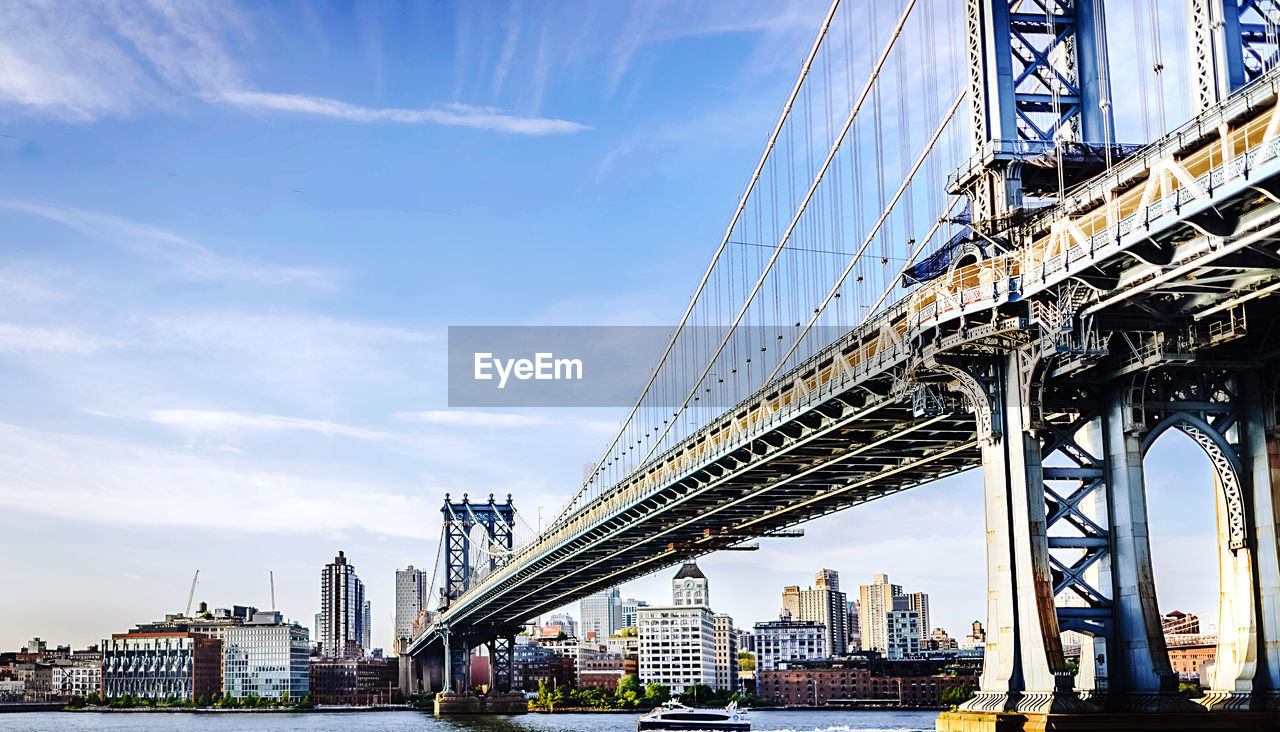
(0, 199, 332, 287)
(395, 410, 552, 428)
(139, 409, 395, 442)
(212, 92, 589, 135)
(0, 0, 245, 120)
(0, 322, 105, 354)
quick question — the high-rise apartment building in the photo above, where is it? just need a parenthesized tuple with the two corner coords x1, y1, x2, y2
(319, 551, 366, 659)
(885, 601, 921, 659)
(847, 601, 861, 649)
(362, 600, 372, 652)
(637, 563, 716, 692)
(798, 570, 848, 656)
(620, 598, 648, 629)
(859, 573, 903, 654)
(905, 592, 930, 647)
(713, 614, 738, 691)
(395, 566, 427, 641)
(581, 587, 621, 640)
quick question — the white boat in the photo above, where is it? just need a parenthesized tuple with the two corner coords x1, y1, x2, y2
(637, 701, 749, 731)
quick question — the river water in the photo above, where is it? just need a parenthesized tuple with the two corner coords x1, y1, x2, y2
(1, 710, 941, 731)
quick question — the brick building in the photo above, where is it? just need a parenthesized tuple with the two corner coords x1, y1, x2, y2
(579, 653, 637, 692)
(308, 658, 397, 705)
(756, 658, 977, 708)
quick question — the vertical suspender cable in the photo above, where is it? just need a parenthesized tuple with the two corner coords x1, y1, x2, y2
(551, 0, 845, 527)
(626, 0, 919, 476)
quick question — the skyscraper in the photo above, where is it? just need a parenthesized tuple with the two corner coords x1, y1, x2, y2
(798, 570, 848, 656)
(319, 550, 366, 659)
(581, 587, 621, 640)
(906, 592, 930, 647)
(859, 573, 903, 654)
(362, 599, 372, 652)
(395, 566, 428, 641)
(815, 568, 839, 591)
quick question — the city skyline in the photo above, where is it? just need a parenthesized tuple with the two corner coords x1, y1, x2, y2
(0, 0, 1226, 660)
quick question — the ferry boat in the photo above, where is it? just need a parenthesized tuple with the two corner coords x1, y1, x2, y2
(637, 701, 749, 731)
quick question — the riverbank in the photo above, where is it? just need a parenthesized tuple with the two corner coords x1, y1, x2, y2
(58, 704, 413, 714)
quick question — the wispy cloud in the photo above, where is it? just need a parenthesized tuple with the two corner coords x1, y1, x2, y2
(212, 92, 589, 135)
(0, 322, 105, 354)
(138, 409, 395, 442)
(394, 410, 551, 428)
(0, 200, 332, 287)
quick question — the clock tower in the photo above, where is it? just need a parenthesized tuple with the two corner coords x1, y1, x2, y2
(671, 561, 708, 606)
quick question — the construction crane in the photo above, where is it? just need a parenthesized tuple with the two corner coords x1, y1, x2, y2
(184, 570, 199, 617)
(270, 571, 276, 610)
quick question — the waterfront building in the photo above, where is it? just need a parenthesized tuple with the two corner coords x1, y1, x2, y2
(752, 617, 825, 671)
(308, 657, 397, 705)
(130, 603, 257, 644)
(512, 637, 576, 692)
(906, 592, 930, 647)
(798, 570, 848, 656)
(222, 611, 310, 701)
(395, 566, 428, 641)
(319, 550, 367, 659)
(885, 604, 920, 659)
(637, 562, 717, 692)
(1167, 635, 1216, 680)
(581, 587, 621, 640)
(579, 653, 636, 691)
(756, 657, 979, 707)
(713, 614, 738, 691)
(620, 598, 648, 629)
(50, 660, 100, 698)
(101, 632, 222, 701)
(858, 573, 903, 654)
(536, 636, 605, 685)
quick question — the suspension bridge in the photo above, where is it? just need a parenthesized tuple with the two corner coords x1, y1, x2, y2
(403, 1, 1280, 728)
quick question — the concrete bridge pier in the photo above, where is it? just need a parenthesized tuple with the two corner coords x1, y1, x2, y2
(431, 627, 526, 715)
(939, 358, 1280, 730)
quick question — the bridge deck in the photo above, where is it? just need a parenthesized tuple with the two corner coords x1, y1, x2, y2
(409, 67, 1280, 653)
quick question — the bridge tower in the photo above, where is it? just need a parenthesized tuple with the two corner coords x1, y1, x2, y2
(1188, 0, 1280, 113)
(941, 1, 1280, 726)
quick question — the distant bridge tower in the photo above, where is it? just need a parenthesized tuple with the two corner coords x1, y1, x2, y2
(436, 493, 517, 698)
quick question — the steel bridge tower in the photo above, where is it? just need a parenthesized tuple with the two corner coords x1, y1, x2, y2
(943, 0, 1280, 724)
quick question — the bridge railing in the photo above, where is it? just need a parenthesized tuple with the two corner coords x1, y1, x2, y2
(436, 68, 1280, 628)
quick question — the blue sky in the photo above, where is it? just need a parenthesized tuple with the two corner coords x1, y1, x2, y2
(0, 0, 1219, 654)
